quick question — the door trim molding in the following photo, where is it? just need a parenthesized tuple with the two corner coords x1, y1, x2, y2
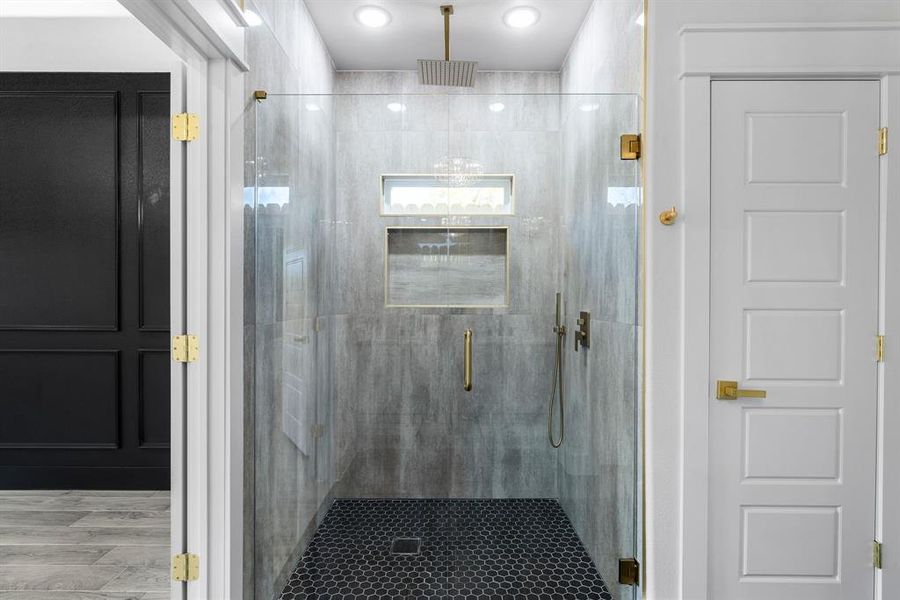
(117, 2, 246, 599)
(679, 23, 900, 600)
(680, 22, 900, 78)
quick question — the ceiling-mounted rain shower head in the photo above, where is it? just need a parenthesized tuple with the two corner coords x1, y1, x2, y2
(418, 4, 478, 87)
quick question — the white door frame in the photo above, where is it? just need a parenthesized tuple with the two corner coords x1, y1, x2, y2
(117, 1, 247, 598)
(679, 22, 900, 600)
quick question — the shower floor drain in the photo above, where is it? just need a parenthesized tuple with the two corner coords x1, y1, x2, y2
(390, 537, 421, 554)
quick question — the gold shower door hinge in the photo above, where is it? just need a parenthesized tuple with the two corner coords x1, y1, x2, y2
(618, 557, 640, 585)
(620, 134, 641, 160)
(172, 335, 199, 363)
(874, 540, 883, 569)
(877, 335, 885, 363)
(172, 113, 200, 142)
(172, 553, 200, 582)
(879, 127, 888, 155)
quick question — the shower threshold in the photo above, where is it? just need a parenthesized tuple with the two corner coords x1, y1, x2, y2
(278, 498, 613, 599)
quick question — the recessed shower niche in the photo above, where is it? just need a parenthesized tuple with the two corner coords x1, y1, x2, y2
(385, 226, 509, 307)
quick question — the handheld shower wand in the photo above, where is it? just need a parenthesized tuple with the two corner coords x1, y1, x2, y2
(548, 292, 566, 448)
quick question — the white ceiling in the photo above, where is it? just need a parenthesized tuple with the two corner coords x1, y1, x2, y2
(0, 0, 131, 18)
(305, 0, 594, 71)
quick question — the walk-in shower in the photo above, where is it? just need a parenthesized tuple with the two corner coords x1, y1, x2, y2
(247, 80, 641, 599)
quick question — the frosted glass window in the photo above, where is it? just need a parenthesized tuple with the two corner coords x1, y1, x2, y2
(381, 175, 514, 215)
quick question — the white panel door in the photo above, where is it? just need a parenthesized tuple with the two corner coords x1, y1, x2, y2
(708, 80, 880, 600)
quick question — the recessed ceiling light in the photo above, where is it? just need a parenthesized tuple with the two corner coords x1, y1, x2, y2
(244, 9, 262, 27)
(635, 12, 645, 27)
(355, 5, 391, 28)
(305, 103, 322, 112)
(503, 6, 540, 29)
(387, 102, 407, 113)
(579, 103, 600, 112)
(489, 102, 506, 112)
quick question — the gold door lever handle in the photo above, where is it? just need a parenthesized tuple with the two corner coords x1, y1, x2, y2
(716, 380, 767, 400)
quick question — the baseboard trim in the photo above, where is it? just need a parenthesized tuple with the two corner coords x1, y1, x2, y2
(0, 466, 170, 490)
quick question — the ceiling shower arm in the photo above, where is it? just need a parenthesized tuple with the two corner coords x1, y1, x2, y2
(441, 5, 453, 61)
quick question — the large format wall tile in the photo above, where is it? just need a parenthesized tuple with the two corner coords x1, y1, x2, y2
(329, 73, 563, 501)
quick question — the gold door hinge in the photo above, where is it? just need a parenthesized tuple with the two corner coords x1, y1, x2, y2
(874, 540, 883, 569)
(620, 134, 641, 160)
(879, 127, 888, 156)
(877, 335, 885, 363)
(172, 113, 200, 142)
(618, 557, 640, 586)
(172, 335, 199, 363)
(172, 553, 200, 582)
(253, 90, 268, 101)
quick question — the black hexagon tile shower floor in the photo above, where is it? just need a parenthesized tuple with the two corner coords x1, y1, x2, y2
(278, 498, 614, 599)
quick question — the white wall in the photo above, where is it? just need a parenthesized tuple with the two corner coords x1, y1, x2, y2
(0, 17, 179, 71)
(645, 2, 900, 599)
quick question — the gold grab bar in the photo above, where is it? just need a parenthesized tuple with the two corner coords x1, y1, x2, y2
(716, 380, 767, 400)
(464, 329, 473, 392)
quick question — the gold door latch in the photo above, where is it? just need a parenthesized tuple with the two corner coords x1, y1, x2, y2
(716, 380, 767, 400)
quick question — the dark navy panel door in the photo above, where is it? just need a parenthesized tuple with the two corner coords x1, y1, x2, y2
(0, 73, 171, 489)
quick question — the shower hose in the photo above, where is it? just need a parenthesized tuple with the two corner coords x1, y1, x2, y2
(548, 326, 565, 448)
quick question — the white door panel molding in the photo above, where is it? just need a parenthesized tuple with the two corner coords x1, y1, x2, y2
(680, 23, 900, 77)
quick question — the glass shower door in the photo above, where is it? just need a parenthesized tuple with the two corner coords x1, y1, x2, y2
(439, 92, 642, 600)
(555, 93, 642, 600)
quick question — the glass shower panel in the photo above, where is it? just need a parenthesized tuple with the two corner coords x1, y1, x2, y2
(252, 91, 641, 600)
(558, 93, 642, 600)
(251, 93, 336, 600)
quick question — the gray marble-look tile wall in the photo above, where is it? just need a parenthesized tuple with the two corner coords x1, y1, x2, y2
(243, 1, 335, 599)
(558, 1, 644, 598)
(329, 71, 563, 501)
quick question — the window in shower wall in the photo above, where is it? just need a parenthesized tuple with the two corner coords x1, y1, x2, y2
(381, 174, 514, 215)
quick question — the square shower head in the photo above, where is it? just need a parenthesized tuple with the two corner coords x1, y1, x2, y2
(418, 59, 478, 87)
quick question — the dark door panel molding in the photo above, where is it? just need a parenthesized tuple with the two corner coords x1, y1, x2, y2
(0, 349, 120, 449)
(137, 91, 171, 332)
(0, 73, 171, 489)
(138, 349, 171, 448)
(0, 90, 121, 331)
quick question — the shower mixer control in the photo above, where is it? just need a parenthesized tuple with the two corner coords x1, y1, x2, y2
(574, 311, 591, 352)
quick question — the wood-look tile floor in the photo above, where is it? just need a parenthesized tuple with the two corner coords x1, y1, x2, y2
(0, 490, 170, 600)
